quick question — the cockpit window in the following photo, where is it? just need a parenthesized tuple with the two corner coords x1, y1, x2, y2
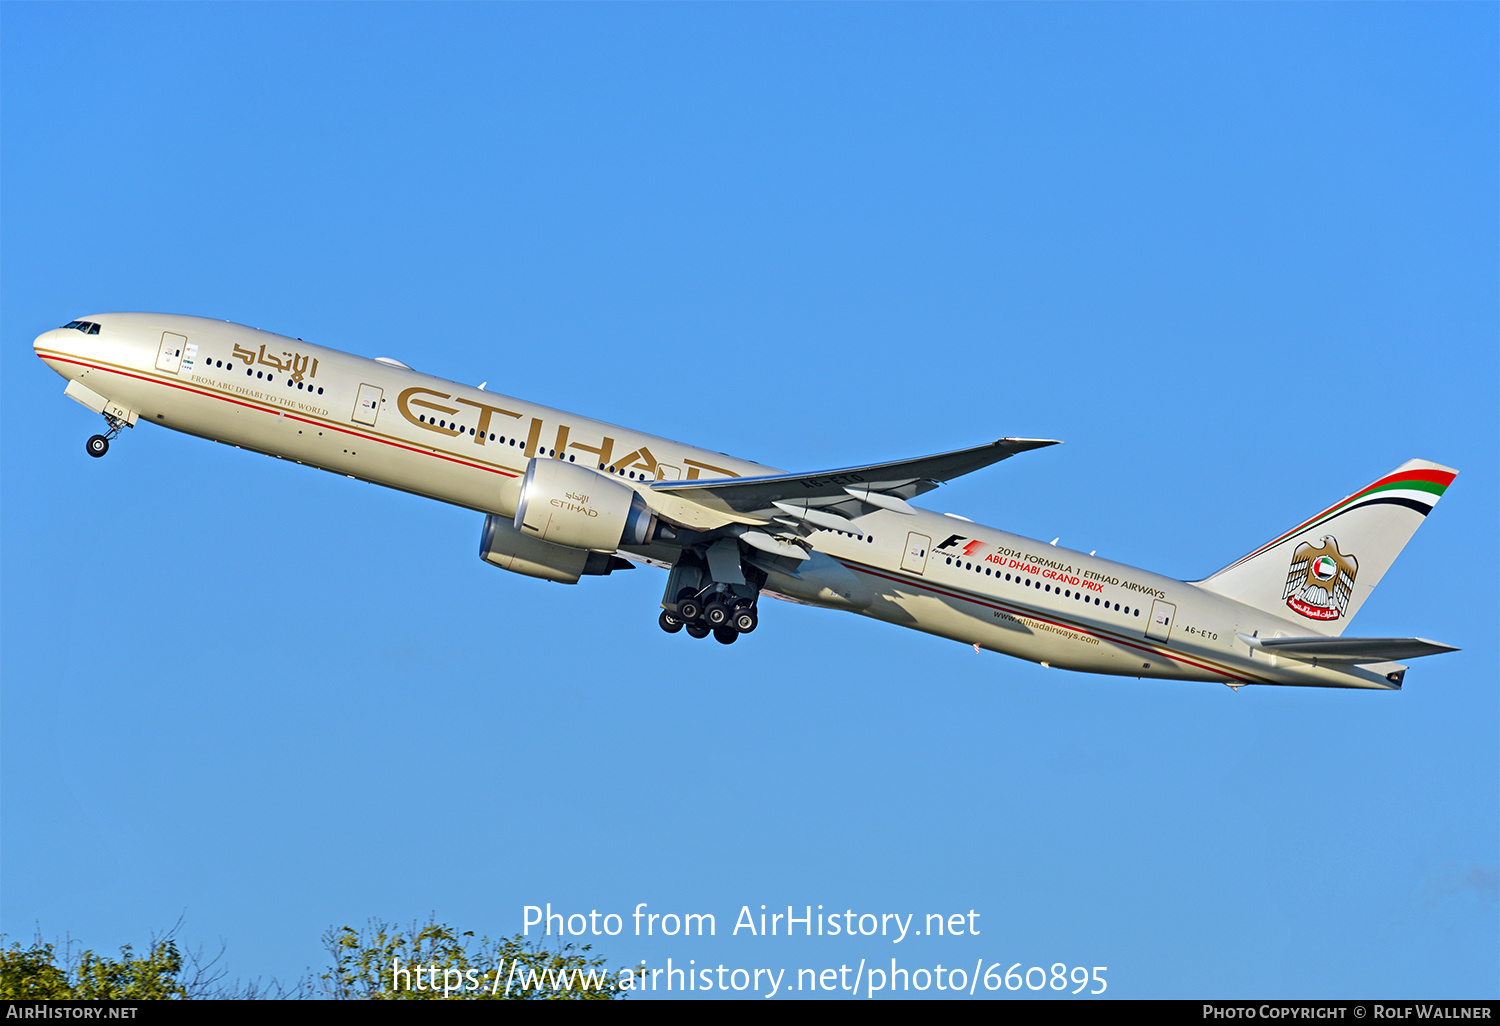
(61, 320, 100, 334)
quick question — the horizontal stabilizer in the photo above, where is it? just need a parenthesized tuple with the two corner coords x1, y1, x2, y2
(1237, 634, 1458, 663)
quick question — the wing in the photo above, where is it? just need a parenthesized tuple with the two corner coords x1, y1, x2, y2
(650, 437, 1059, 559)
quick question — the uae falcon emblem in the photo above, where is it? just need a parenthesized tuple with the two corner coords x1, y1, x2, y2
(1283, 536, 1358, 621)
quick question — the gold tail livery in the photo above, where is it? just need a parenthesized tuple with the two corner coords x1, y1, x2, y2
(36, 313, 1459, 690)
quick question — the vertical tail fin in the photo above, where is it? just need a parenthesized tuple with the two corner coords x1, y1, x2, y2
(1194, 459, 1457, 635)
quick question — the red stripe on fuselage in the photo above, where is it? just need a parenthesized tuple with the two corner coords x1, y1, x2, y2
(37, 351, 520, 479)
(842, 561, 1268, 686)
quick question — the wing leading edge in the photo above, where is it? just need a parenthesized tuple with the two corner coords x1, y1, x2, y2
(650, 438, 1059, 544)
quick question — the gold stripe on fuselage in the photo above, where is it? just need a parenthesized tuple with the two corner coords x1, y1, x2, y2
(37, 347, 529, 479)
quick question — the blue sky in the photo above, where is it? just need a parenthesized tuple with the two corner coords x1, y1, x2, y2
(2, 3, 1495, 999)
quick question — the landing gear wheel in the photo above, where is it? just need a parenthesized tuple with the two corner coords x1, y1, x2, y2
(86, 434, 110, 458)
(678, 597, 703, 622)
(703, 601, 730, 628)
(685, 623, 711, 640)
(713, 627, 739, 645)
(732, 607, 757, 633)
(658, 611, 684, 634)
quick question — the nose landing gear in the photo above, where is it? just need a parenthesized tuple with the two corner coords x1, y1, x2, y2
(85, 412, 133, 458)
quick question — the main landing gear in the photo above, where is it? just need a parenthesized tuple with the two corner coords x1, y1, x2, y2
(659, 598, 758, 645)
(85, 413, 132, 458)
(657, 546, 764, 645)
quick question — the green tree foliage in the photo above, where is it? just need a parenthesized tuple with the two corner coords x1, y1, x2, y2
(1, 918, 639, 1000)
(321, 918, 641, 1000)
(0, 921, 291, 1000)
(0, 935, 187, 999)
(0, 940, 74, 999)
(71, 941, 189, 1000)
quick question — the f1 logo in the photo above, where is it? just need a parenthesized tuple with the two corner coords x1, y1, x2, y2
(936, 535, 986, 557)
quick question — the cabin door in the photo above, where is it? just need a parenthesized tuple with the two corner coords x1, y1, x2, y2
(156, 332, 187, 373)
(901, 532, 931, 575)
(1146, 599, 1177, 642)
(352, 384, 383, 426)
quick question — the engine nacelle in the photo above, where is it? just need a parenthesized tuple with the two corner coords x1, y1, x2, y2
(514, 457, 657, 552)
(480, 514, 630, 584)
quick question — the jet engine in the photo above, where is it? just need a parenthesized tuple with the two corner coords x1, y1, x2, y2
(479, 514, 631, 584)
(513, 457, 657, 552)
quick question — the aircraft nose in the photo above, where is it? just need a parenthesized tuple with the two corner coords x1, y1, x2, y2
(34, 323, 80, 363)
(33, 326, 72, 380)
(35, 321, 83, 355)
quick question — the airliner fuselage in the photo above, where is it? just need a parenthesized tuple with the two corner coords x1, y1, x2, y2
(35, 313, 1457, 690)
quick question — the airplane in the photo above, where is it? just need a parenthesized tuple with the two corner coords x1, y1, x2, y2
(34, 312, 1459, 690)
